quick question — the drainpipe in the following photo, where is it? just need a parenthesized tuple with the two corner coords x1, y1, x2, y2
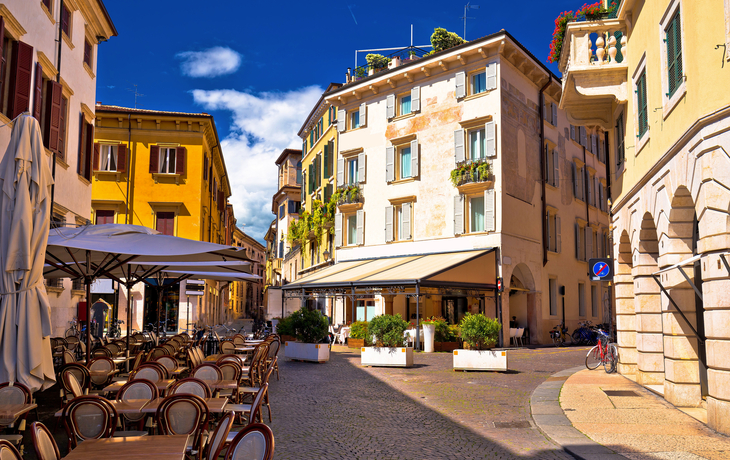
(125, 113, 131, 224)
(415, 282, 420, 351)
(538, 78, 551, 267)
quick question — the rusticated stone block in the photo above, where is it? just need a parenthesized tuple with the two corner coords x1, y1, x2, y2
(708, 368, 730, 401)
(706, 339, 730, 371)
(636, 313, 663, 333)
(637, 351, 665, 373)
(615, 298, 635, 314)
(616, 314, 636, 331)
(617, 330, 636, 347)
(664, 380, 702, 407)
(704, 310, 730, 338)
(636, 332, 664, 352)
(618, 362, 637, 374)
(635, 294, 661, 313)
(662, 311, 698, 335)
(664, 357, 700, 384)
(619, 346, 637, 365)
(663, 335, 699, 360)
(633, 277, 660, 295)
(636, 368, 665, 385)
(708, 396, 730, 436)
(702, 279, 730, 308)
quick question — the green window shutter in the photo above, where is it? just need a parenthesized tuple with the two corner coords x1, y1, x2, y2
(637, 71, 648, 137)
(666, 11, 683, 97)
(323, 143, 330, 178)
(308, 164, 314, 193)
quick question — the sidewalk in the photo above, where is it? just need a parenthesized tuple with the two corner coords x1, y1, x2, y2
(531, 367, 730, 459)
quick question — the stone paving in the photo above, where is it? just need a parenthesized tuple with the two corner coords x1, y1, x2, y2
(268, 345, 590, 459)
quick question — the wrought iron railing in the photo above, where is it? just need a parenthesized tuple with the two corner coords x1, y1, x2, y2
(348, 46, 432, 83)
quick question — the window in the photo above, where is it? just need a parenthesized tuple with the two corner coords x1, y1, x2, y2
(95, 210, 114, 225)
(399, 93, 411, 116)
(42, 0, 52, 11)
(346, 157, 358, 185)
(385, 202, 413, 242)
(83, 39, 92, 68)
(77, 115, 93, 181)
(398, 144, 411, 179)
(156, 212, 175, 236)
(666, 9, 683, 98)
(578, 283, 586, 317)
(454, 190, 494, 235)
(471, 70, 486, 95)
(296, 160, 302, 185)
(546, 211, 561, 253)
(454, 121, 495, 162)
(60, 3, 71, 37)
(278, 204, 285, 219)
(549, 278, 557, 316)
(544, 144, 559, 187)
(350, 110, 360, 129)
(159, 147, 176, 174)
(467, 127, 486, 161)
(543, 101, 558, 126)
(591, 285, 598, 317)
(287, 200, 301, 214)
(615, 113, 625, 169)
(347, 214, 357, 246)
(575, 223, 586, 261)
(99, 144, 118, 171)
(636, 70, 648, 138)
(469, 196, 485, 233)
(572, 162, 585, 201)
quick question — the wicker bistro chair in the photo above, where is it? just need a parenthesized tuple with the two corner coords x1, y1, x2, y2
(88, 357, 116, 388)
(0, 382, 31, 454)
(224, 423, 275, 460)
(131, 362, 168, 381)
(116, 379, 158, 430)
(203, 411, 234, 460)
(62, 350, 76, 365)
(0, 439, 22, 460)
(169, 378, 212, 399)
(226, 383, 268, 426)
(265, 339, 280, 381)
(237, 363, 274, 422)
(156, 394, 210, 459)
(62, 395, 118, 449)
(156, 355, 179, 374)
(191, 364, 223, 382)
(217, 362, 242, 402)
(30, 422, 60, 460)
(62, 370, 87, 399)
(219, 341, 236, 355)
(92, 347, 113, 358)
(216, 354, 245, 367)
(232, 334, 245, 347)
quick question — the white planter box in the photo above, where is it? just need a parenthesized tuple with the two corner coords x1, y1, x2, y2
(283, 342, 330, 363)
(361, 347, 414, 368)
(453, 349, 508, 371)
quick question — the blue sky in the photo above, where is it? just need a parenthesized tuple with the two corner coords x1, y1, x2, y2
(96, 0, 576, 242)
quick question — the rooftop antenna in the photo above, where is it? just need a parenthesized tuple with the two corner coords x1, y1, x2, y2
(462, 2, 479, 40)
(127, 83, 144, 108)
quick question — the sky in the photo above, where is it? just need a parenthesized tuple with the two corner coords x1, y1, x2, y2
(96, 0, 577, 243)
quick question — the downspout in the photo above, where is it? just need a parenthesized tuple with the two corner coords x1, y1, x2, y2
(125, 113, 131, 224)
(538, 78, 551, 267)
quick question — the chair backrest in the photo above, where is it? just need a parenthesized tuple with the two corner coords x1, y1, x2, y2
(106, 342, 121, 356)
(0, 382, 31, 406)
(267, 340, 280, 359)
(194, 347, 205, 364)
(205, 411, 234, 460)
(58, 364, 89, 397)
(30, 422, 60, 460)
(92, 347, 112, 358)
(63, 372, 85, 399)
(218, 362, 241, 382)
(130, 365, 163, 382)
(162, 343, 176, 355)
(88, 357, 115, 386)
(117, 379, 158, 402)
(62, 396, 117, 447)
(216, 354, 244, 367)
(131, 351, 146, 370)
(191, 364, 222, 382)
(517, 327, 525, 338)
(232, 334, 245, 346)
(509, 328, 517, 339)
(155, 394, 208, 439)
(248, 383, 268, 425)
(149, 347, 168, 360)
(62, 350, 76, 364)
(220, 341, 236, 354)
(0, 440, 22, 460)
(156, 355, 178, 372)
(169, 377, 211, 399)
(225, 422, 275, 460)
(65, 335, 80, 350)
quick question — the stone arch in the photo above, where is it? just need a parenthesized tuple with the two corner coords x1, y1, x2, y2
(634, 211, 664, 386)
(503, 263, 539, 344)
(615, 230, 636, 374)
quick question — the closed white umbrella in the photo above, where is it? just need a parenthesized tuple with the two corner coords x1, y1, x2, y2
(0, 114, 55, 391)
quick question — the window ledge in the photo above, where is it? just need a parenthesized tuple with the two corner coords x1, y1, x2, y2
(464, 90, 490, 102)
(347, 126, 363, 133)
(386, 238, 413, 244)
(389, 177, 417, 185)
(71, 289, 85, 297)
(62, 32, 74, 50)
(337, 202, 363, 213)
(390, 112, 416, 123)
(40, 2, 55, 25)
(94, 170, 123, 181)
(77, 174, 91, 186)
(45, 286, 64, 295)
(152, 173, 181, 184)
(83, 62, 95, 80)
(635, 131, 650, 156)
(662, 82, 686, 120)
(456, 180, 494, 195)
(0, 112, 13, 128)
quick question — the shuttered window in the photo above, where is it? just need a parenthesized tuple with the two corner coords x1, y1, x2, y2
(95, 210, 114, 225)
(77, 116, 93, 181)
(43, 80, 63, 152)
(60, 3, 71, 36)
(156, 212, 175, 236)
(637, 70, 648, 138)
(9, 41, 33, 119)
(84, 39, 92, 67)
(666, 10, 683, 97)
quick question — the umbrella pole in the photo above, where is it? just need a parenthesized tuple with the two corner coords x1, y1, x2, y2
(156, 286, 162, 346)
(126, 281, 132, 373)
(85, 250, 92, 368)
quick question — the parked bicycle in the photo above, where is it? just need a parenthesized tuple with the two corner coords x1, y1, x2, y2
(572, 320, 599, 346)
(550, 321, 573, 347)
(65, 317, 79, 338)
(107, 319, 124, 338)
(585, 329, 618, 373)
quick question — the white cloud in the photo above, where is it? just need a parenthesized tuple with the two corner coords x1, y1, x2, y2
(177, 47, 242, 78)
(191, 86, 323, 242)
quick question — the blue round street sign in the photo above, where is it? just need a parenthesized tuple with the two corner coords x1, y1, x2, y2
(593, 261, 610, 278)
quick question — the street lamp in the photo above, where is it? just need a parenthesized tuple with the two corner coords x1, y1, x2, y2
(323, 249, 331, 261)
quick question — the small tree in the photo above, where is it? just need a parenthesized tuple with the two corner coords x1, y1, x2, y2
(368, 314, 409, 347)
(349, 321, 369, 340)
(366, 53, 390, 70)
(430, 28, 465, 52)
(288, 308, 329, 343)
(459, 313, 501, 350)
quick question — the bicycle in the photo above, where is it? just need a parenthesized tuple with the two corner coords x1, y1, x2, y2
(107, 319, 124, 338)
(572, 320, 598, 346)
(550, 322, 573, 347)
(585, 329, 618, 373)
(65, 317, 79, 338)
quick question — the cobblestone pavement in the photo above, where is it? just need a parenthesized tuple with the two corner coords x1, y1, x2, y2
(269, 345, 590, 459)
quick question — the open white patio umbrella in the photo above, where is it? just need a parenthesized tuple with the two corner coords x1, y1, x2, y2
(0, 114, 55, 392)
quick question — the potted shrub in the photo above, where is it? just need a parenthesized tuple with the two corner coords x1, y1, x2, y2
(453, 313, 506, 371)
(283, 308, 330, 363)
(434, 320, 460, 352)
(361, 314, 413, 368)
(366, 53, 390, 75)
(348, 321, 368, 348)
(275, 315, 296, 343)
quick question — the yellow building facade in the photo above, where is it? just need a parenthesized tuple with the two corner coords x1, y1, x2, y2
(556, 0, 730, 433)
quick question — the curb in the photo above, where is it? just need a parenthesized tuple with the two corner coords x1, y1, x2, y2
(530, 365, 626, 460)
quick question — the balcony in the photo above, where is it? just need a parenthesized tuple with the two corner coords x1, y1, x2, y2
(335, 185, 364, 212)
(558, 18, 628, 129)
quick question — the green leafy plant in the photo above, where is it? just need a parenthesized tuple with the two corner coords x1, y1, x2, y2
(296, 211, 311, 246)
(311, 200, 325, 243)
(368, 314, 409, 347)
(286, 219, 301, 246)
(449, 160, 491, 186)
(421, 317, 459, 342)
(287, 308, 329, 343)
(430, 28, 465, 52)
(348, 321, 369, 340)
(365, 53, 390, 70)
(336, 185, 361, 204)
(459, 313, 501, 350)
(275, 315, 295, 337)
(355, 67, 366, 78)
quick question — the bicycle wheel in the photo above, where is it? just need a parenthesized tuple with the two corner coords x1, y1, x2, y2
(604, 344, 617, 373)
(551, 333, 561, 347)
(572, 330, 583, 346)
(585, 345, 601, 370)
(65, 327, 77, 338)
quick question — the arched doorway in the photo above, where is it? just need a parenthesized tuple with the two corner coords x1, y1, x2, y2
(509, 264, 537, 344)
(616, 230, 636, 374)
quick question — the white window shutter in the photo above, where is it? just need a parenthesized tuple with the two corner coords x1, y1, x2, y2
(552, 149, 560, 187)
(384, 206, 394, 243)
(578, 167, 585, 201)
(386, 94, 395, 119)
(585, 227, 593, 261)
(486, 62, 497, 90)
(485, 121, 496, 158)
(545, 212, 551, 251)
(356, 210, 364, 245)
(484, 189, 495, 232)
(580, 126, 587, 147)
(570, 125, 576, 140)
(556, 216, 562, 253)
(598, 134, 605, 162)
(385, 146, 395, 182)
(402, 202, 411, 240)
(591, 134, 597, 154)
(358, 152, 366, 183)
(359, 103, 367, 127)
(597, 227, 603, 257)
(551, 103, 558, 126)
(543, 101, 547, 120)
(337, 158, 344, 185)
(410, 139, 419, 178)
(544, 144, 551, 184)
(454, 129, 465, 163)
(575, 224, 580, 259)
(334, 213, 343, 247)
(586, 172, 593, 205)
(571, 162, 578, 197)
(455, 72, 466, 99)
(454, 195, 464, 235)
(411, 86, 420, 112)
(337, 109, 346, 133)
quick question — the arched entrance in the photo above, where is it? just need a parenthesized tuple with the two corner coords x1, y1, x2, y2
(508, 264, 537, 344)
(615, 230, 636, 374)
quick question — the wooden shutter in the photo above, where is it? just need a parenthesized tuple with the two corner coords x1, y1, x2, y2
(77, 113, 85, 175)
(301, 177, 306, 203)
(410, 139, 419, 179)
(580, 126, 587, 147)
(84, 39, 92, 67)
(484, 189, 495, 232)
(84, 121, 94, 180)
(203, 156, 208, 180)
(334, 213, 342, 247)
(117, 144, 127, 173)
(43, 80, 62, 151)
(9, 41, 33, 119)
(356, 210, 364, 245)
(552, 149, 560, 187)
(570, 125, 575, 140)
(386, 94, 395, 119)
(455, 71, 466, 99)
(411, 86, 420, 112)
(337, 157, 344, 185)
(175, 147, 186, 175)
(571, 162, 578, 197)
(585, 227, 593, 261)
(92, 143, 100, 171)
(33, 62, 42, 121)
(337, 109, 345, 132)
(156, 212, 175, 236)
(485, 121, 496, 158)
(575, 224, 580, 259)
(546, 212, 551, 251)
(218, 191, 225, 212)
(315, 154, 321, 188)
(57, 96, 66, 160)
(359, 103, 366, 127)
(384, 206, 394, 242)
(454, 129, 465, 162)
(556, 216, 562, 253)
(308, 164, 313, 193)
(357, 152, 366, 183)
(149, 145, 159, 173)
(578, 167, 584, 200)
(486, 62, 497, 90)
(324, 183, 333, 203)
(454, 195, 464, 235)
(0, 18, 5, 111)
(402, 202, 411, 240)
(667, 12, 683, 96)
(551, 103, 557, 126)
(586, 172, 592, 205)
(385, 146, 394, 182)
(323, 143, 330, 178)
(598, 133, 605, 162)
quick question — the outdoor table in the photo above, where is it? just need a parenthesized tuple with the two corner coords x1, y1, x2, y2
(112, 356, 134, 365)
(244, 340, 264, 344)
(234, 347, 255, 353)
(170, 367, 188, 377)
(142, 397, 229, 414)
(203, 354, 221, 363)
(203, 380, 238, 391)
(61, 435, 189, 460)
(103, 379, 174, 393)
(89, 369, 119, 378)
(0, 403, 37, 423)
(54, 399, 151, 418)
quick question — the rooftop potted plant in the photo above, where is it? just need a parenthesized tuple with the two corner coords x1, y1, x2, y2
(453, 313, 507, 371)
(348, 321, 369, 348)
(361, 314, 413, 368)
(283, 308, 330, 363)
(366, 53, 390, 75)
(430, 28, 465, 52)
